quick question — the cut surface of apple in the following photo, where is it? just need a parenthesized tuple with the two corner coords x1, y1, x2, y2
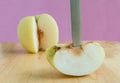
(37, 14, 59, 49)
(46, 42, 105, 76)
(18, 14, 59, 53)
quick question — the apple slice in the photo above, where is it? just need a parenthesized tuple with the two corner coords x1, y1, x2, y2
(46, 42, 105, 76)
(18, 16, 38, 53)
(37, 14, 59, 50)
(17, 14, 59, 53)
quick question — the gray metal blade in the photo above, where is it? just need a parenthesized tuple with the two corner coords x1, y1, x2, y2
(70, 0, 81, 47)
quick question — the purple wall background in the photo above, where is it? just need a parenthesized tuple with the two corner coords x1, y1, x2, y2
(0, 0, 120, 42)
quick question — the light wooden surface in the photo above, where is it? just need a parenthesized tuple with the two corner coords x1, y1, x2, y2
(0, 41, 120, 83)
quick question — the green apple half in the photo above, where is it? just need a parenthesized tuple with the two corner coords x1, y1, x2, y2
(18, 14, 59, 53)
(46, 42, 105, 76)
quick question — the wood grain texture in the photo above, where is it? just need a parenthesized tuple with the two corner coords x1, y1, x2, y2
(0, 41, 120, 83)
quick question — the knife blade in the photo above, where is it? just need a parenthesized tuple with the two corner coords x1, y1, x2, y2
(70, 0, 81, 47)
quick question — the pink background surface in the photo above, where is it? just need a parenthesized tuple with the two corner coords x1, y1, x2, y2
(0, 0, 120, 42)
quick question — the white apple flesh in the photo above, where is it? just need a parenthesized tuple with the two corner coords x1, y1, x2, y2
(46, 42, 105, 76)
(37, 14, 59, 49)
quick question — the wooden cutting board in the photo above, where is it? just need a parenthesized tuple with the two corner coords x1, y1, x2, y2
(0, 41, 120, 83)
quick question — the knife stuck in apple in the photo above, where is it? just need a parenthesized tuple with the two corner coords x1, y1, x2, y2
(70, 0, 81, 47)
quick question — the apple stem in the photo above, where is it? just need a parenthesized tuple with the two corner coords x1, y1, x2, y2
(35, 16, 38, 23)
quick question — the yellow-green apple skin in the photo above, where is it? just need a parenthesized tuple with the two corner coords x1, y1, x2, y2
(18, 16, 38, 53)
(37, 14, 59, 50)
(17, 14, 59, 53)
(46, 42, 105, 76)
